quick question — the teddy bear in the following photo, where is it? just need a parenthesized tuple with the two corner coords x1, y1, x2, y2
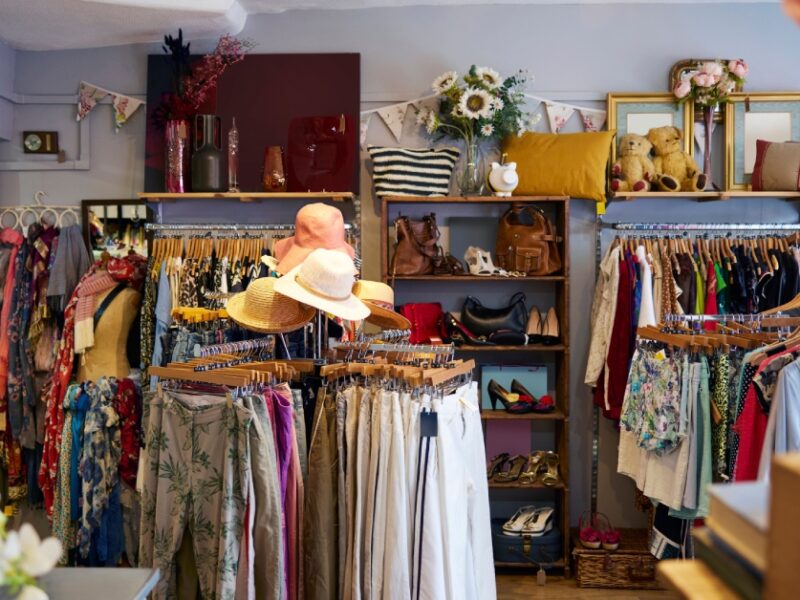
(646, 126, 707, 192)
(610, 133, 655, 193)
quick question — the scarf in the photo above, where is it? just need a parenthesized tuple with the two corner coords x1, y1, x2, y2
(47, 224, 92, 315)
(74, 272, 118, 355)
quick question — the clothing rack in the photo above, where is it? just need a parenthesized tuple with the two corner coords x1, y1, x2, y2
(600, 221, 800, 231)
(145, 222, 353, 233)
(330, 339, 455, 355)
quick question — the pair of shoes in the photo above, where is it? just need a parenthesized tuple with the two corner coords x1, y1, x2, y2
(490, 451, 561, 486)
(464, 246, 508, 277)
(502, 505, 555, 537)
(487, 380, 555, 414)
(579, 511, 621, 550)
(487, 452, 510, 479)
(526, 307, 560, 345)
(444, 313, 494, 347)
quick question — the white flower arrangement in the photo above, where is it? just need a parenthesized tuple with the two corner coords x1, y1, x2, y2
(431, 71, 458, 94)
(458, 87, 494, 120)
(0, 516, 62, 600)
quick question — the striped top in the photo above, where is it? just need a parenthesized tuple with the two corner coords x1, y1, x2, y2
(368, 146, 460, 197)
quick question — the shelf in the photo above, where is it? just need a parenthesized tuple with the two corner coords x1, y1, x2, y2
(383, 195, 568, 204)
(494, 559, 565, 569)
(456, 344, 566, 352)
(481, 409, 566, 421)
(489, 480, 566, 490)
(658, 560, 739, 599)
(139, 191, 354, 203)
(610, 190, 800, 202)
(390, 275, 566, 282)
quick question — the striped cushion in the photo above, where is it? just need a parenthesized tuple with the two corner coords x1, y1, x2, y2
(368, 146, 460, 197)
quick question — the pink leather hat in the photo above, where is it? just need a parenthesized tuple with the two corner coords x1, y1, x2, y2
(275, 203, 355, 274)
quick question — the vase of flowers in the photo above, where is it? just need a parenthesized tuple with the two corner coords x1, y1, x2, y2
(154, 29, 252, 193)
(673, 59, 748, 189)
(0, 515, 62, 600)
(418, 66, 536, 196)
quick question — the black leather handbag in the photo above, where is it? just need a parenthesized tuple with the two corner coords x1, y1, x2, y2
(461, 292, 527, 338)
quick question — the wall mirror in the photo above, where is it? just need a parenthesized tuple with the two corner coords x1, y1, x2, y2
(81, 199, 152, 260)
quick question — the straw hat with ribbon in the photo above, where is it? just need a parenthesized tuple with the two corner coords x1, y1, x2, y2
(352, 280, 411, 330)
(225, 276, 316, 333)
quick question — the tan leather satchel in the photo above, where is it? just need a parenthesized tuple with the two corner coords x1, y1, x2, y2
(495, 205, 562, 276)
(391, 214, 440, 276)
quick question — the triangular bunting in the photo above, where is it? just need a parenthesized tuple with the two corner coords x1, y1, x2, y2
(545, 102, 575, 133)
(360, 113, 373, 149)
(77, 81, 110, 121)
(111, 94, 144, 132)
(580, 110, 607, 132)
(377, 102, 410, 142)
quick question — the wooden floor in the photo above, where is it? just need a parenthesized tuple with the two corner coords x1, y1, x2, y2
(496, 575, 679, 599)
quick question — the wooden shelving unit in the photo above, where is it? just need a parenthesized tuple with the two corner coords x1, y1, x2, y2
(138, 191, 354, 203)
(380, 194, 571, 575)
(610, 190, 800, 202)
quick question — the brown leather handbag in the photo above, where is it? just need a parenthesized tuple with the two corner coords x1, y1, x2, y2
(391, 214, 440, 276)
(495, 204, 562, 276)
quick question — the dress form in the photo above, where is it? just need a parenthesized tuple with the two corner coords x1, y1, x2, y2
(77, 284, 141, 382)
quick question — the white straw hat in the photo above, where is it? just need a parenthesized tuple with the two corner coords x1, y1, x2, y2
(274, 249, 370, 321)
(225, 277, 315, 333)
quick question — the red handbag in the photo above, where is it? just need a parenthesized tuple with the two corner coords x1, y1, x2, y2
(399, 303, 445, 344)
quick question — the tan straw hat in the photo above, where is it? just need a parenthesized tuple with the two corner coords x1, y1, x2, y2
(225, 277, 316, 333)
(352, 280, 411, 330)
(275, 248, 370, 321)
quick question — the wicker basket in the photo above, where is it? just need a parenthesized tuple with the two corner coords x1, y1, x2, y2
(572, 528, 665, 590)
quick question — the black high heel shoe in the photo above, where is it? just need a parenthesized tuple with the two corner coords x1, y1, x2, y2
(487, 379, 534, 414)
(487, 453, 510, 479)
(444, 312, 495, 346)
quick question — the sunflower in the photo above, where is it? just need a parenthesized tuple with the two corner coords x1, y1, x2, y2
(432, 71, 458, 94)
(425, 112, 439, 134)
(480, 123, 495, 137)
(459, 88, 493, 120)
(475, 67, 502, 89)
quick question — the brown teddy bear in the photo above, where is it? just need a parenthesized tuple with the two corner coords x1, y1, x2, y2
(646, 126, 707, 192)
(610, 133, 655, 193)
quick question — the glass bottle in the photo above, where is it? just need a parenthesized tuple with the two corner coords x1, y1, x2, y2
(228, 117, 240, 192)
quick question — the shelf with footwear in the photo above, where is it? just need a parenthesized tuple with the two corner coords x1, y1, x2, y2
(381, 195, 571, 575)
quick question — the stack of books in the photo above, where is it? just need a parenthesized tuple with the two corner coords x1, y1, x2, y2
(693, 481, 768, 600)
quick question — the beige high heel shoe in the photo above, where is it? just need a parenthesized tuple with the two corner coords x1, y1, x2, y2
(526, 306, 542, 344)
(541, 307, 560, 345)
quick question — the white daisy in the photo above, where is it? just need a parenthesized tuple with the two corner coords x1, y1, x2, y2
(459, 87, 493, 120)
(432, 71, 458, 94)
(425, 112, 439, 134)
(415, 108, 429, 126)
(492, 97, 505, 111)
(480, 123, 495, 137)
(451, 105, 465, 119)
(475, 67, 502, 89)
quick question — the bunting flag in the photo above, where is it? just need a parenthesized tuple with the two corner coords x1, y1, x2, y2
(112, 94, 145, 132)
(77, 80, 145, 132)
(580, 110, 607, 132)
(545, 102, 576, 133)
(377, 102, 416, 142)
(360, 113, 373, 149)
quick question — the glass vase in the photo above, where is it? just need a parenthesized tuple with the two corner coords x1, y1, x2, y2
(165, 118, 190, 193)
(459, 139, 485, 196)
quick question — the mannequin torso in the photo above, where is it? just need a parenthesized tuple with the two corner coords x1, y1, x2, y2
(77, 285, 141, 383)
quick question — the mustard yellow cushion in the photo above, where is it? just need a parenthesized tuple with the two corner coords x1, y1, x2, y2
(502, 131, 616, 202)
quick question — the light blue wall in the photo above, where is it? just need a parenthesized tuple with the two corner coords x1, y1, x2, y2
(2, 3, 800, 526)
(0, 40, 15, 140)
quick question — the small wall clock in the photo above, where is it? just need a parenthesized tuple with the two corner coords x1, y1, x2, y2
(22, 131, 59, 154)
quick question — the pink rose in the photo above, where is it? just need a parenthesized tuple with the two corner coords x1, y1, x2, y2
(693, 73, 714, 88)
(673, 79, 692, 99)
(699, 61, 724, 79)
(728, 59, 749, 79)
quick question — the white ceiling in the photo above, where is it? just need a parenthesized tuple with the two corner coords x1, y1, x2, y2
(0, 0, 781, 51)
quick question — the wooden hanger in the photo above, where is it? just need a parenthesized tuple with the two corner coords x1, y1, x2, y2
(424, 359, 476, 387)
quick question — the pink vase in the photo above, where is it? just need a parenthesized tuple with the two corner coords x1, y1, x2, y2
(165, 118, 190, 193)
(702, 106, 714, 191)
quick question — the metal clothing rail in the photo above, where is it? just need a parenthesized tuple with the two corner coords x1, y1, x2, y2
(330, 339, 454, 354)
(194, 336, 275, 358)
(146, 222, 353, 232)
(599, 221, 800, 231)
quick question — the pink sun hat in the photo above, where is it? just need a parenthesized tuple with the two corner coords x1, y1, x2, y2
(275, 203, 355, 274)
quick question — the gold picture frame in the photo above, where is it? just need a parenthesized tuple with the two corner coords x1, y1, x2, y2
(607, 93, 694, 166)
(724, 92, 800, 190)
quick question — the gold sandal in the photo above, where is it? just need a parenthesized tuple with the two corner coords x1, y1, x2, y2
(541, 451, 561, 486)
(518, 451, 545, 485)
